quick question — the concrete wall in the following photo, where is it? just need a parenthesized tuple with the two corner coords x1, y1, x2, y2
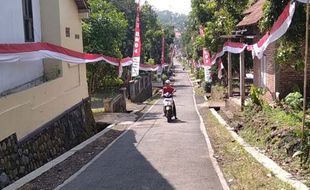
(0, 0, 89, 141)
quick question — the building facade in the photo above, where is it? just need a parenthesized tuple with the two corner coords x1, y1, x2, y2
(0, 0, 89, 141)
(237, 0, 310, 101)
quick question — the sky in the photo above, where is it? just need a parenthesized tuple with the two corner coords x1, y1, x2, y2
(140, 0, 191, 15)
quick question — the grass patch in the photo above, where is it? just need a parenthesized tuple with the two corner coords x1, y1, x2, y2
(146, 93, 161, 105)
(210, 85, 226, 101)
(194, 86, 205, 97)
(202, 109, 293, 190)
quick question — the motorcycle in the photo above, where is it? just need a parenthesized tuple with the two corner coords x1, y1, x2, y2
(162, 92, 175, 123)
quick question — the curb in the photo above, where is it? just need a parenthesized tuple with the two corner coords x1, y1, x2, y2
(186, 70, 230, 190)
(209, 108, 309, 190)
(3, 124, 115, 190)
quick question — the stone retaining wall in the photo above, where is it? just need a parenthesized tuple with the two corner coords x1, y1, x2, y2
(130, 73, 152, 103)
(0, 98, 97, 189)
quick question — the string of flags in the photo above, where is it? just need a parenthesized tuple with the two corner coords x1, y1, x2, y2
(0, 0, 308, 79)
(0, 42, 159, 72)
(198, 0, 306, 75)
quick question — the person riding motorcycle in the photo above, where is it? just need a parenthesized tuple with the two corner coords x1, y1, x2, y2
(162, 80, 177, 119)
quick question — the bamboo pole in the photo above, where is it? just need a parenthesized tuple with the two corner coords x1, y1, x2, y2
(302, 1, 309, 144)
(228, 52, 232, 97)
(240, 51, 245, 111)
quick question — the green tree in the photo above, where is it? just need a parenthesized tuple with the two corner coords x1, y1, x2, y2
(83, 0, 128, 93)
(107, 0, 136, 57)
(140, 2, 175, 65)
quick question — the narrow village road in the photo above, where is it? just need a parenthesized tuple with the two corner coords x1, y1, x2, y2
(57, 61, 224, 190)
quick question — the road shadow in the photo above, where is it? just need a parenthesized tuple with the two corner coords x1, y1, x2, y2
(170, 119, 187, 124)
(59, 130, 174, 190)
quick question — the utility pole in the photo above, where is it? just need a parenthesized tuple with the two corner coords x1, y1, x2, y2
(302, 0, 309, 155)
(228, 38, 232, 97)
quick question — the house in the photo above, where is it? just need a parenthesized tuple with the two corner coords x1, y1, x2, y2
(0, 0, 89, 141)
(0, 0, 97, 186)
(236, 0, 310, 101)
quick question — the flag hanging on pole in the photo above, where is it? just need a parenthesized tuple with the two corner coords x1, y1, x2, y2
(218, 59, 224, 79)
(157, 31, 165, 75)
(199, 25, 212, 82)
(131, 0, 142, 77)
(161, 31, 165, 66)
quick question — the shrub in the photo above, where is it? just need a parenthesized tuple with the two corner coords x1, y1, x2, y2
(284, 92, 303, 112)
(249, 86, 265, 106)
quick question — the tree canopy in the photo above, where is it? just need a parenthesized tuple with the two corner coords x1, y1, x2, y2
(83, 0, 175, 92)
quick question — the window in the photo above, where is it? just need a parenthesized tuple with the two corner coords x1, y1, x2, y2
(22, 0, 34, 42)
(66, 27, 70, 37)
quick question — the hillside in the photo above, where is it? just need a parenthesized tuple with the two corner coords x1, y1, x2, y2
(157, 10, 187, 32)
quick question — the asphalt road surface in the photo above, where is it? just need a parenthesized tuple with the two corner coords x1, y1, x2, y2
(57, 60, 224, 190)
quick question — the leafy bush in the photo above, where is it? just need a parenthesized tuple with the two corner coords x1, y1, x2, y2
(249, 86, 265, 106)
(161, 74, 168, 82)
(196, 68, 205, 80)
(284, 92, 303, 111)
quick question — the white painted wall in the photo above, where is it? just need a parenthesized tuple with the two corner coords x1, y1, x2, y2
(0, 0, 43, 94)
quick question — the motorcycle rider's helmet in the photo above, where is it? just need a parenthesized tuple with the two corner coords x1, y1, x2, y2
(165, 80, 171, 85)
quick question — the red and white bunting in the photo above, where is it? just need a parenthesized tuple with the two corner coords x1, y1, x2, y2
(210, 42, 247, 65)
(131, 1, 142, 77)
(140, 63, 159, 72)
(0, 42, 160, 75)
(251, 1, 296, 59)
(0, 42, 104, 64)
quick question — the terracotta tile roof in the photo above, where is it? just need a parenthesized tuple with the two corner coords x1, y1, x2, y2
(237, 0, 266, 27)
(74, 0, 88, 11)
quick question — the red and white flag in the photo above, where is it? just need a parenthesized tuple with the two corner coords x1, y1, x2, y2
(202, 48, 211, 67)
(157, 31, 165, 75)
(131, 0, 142, 77)
(251, 1, 296, 59)
(218, 59, 224, 79)
(161, 31, 165, 66)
